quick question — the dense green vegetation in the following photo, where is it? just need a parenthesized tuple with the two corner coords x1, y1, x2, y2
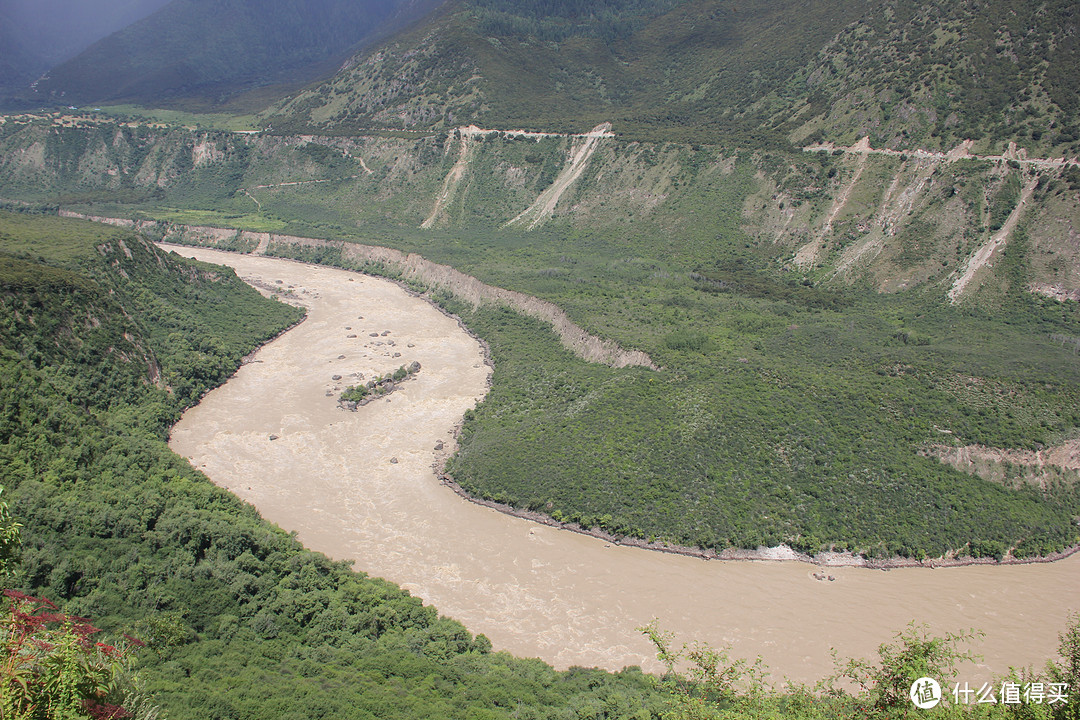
(0, 207, 1076, 716)
(3, 0, 1080, 711)
(0, 211, 676, 718)
(2, 113, 1079, 561)
(1, 0, 1079, 564)
(438, 294, 1080, 559)
(239, 163, 1080, 560)
(264, 0, 1080, 154)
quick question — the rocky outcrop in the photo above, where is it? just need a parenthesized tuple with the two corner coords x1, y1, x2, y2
(925, 439, 1080, 491)
(26, 121, 1080, 305)
(339, 361, 422, 410)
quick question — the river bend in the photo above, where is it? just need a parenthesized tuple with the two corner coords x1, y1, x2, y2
(166, 245, 1079, 685)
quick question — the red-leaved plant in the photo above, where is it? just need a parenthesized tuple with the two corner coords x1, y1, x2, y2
(0, 589, 143, 720)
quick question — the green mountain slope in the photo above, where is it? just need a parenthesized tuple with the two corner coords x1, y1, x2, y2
(758, 0, 1080, 153)
(2, 0, 1080, 562)
(0, 211, 671, 718)
(267, 0, 1080, 156)
(266, 0, 870, 139)
(2, 111, 1080, 559)
(32, 0, 447, 107)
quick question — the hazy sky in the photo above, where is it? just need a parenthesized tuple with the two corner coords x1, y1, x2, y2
(1, 0, 172, 68)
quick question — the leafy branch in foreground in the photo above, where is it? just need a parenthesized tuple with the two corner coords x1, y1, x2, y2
(643, 616, 1080, 719)
(639, 618, 770, 718)
(1048, 612, 1080, 720)
(0, 489, 20, 580)
(822, 622, 983, 713)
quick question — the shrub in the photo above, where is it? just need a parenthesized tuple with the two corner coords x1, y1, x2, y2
(0, 590, 156, 720)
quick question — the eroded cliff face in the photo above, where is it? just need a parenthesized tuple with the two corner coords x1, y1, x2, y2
(4, 118, 1080, 303)
(742, 143, 1080, 301)
(60, 212, 657, 370)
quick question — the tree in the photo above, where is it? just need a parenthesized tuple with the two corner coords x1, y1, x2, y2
(639, 619, 770, 719)
(0, 488, 21, 580)
(1047, 612, 1080, 720)
(825, 622, 982, 713)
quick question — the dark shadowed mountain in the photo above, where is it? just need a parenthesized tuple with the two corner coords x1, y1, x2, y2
(0, 0, 172, 95)
(32, 0, 448, 107)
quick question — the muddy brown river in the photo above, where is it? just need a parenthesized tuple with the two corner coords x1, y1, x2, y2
(167, 245, 1078, 687)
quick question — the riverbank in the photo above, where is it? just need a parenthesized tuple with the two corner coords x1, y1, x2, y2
(437, 473, 1080, 569)
(69, 211, 654, 369)
(99, 214, 1080, 569)
(164, 245, 1079, 683)
(169, 235, 1079, 571)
